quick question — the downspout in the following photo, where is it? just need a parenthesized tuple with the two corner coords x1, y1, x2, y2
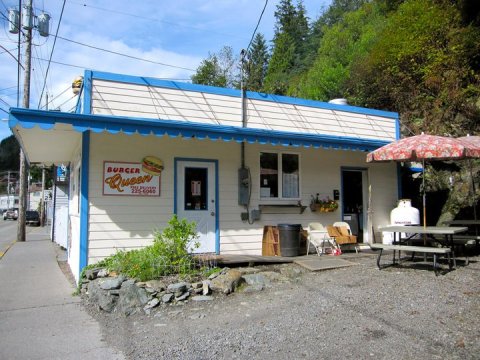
(240, 49, 255, 224)
(241, 49, 247, 168)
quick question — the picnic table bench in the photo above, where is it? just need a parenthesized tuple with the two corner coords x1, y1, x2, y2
(406, 235, 478, 265)
(369, 243, 453, 275)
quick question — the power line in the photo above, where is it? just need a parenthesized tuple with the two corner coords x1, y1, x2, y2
(0, 0, 8, 12)
(31, 55, 192, 82)
(38, 0, 66, 108)
(55, 93, 76, 110)
(246, 0, 268, 52)
(68, 0, 247, 41)
(0, 96, 11, 107)
(32, 55, 85, 69)
(0, 85, 17, 92)
(33, 44, 49, 101)
(0, 43, 24, 68)
(56, 35, 197, 72)
(32, 51, 46, 107)
(39, 85, 69, 110)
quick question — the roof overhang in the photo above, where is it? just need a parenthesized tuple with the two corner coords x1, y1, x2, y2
(9, 107, 390, 165)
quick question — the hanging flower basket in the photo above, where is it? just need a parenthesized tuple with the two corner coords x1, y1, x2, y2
(310, 195, 338, 213)
(310, 204, 338, 213)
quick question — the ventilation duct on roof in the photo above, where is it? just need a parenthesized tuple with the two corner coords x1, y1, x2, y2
(328, 98, 348, 105)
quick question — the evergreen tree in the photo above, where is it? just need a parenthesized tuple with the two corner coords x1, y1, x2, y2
(273, 0, 297, 40)
(265, 0, 310, 94)
(263, 32, 296, 94)
(0, 135, 20, 172)
(245, 33, 269, 92)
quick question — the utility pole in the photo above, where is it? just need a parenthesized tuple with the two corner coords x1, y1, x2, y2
(40, 166, 45, 226)
(17, 0, 32, 242)
(7, 170, 11, 209)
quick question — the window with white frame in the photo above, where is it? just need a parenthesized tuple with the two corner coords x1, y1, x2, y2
(260, 152, 299, 199)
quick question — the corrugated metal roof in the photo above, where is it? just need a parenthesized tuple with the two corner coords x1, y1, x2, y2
(87, 71, 399, 144)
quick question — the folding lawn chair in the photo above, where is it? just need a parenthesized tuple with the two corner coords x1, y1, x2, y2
(307, 222, 339, 255)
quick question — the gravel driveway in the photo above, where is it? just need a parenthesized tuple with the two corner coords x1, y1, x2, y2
(84, 253, 480, 360)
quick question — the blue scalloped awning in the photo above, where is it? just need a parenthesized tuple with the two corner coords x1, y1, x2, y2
(9, 107, 390, 153)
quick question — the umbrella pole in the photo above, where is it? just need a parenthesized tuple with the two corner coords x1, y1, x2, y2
(422, 160, 427, 262)
(367, 184, 374, 245)
(422, 159, 427, 227)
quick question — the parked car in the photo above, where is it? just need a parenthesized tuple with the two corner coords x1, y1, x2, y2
(3, 208, 18, 220)
(26, 210, 40, 226)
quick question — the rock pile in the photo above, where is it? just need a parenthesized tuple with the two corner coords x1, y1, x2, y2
(81, 265, 302, 316)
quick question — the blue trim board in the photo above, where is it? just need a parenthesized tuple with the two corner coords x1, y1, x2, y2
(88, 70, 399, 120)
(82, 70, 93, 115)
(395, 118, 401, 140)
(174, 158, 220, 254)
(9, 108, 390, 152)
(79, 131, 90, 275)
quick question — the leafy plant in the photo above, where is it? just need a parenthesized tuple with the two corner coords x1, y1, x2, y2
(310, 193, 339, 212)
(85, 215, 200, 282)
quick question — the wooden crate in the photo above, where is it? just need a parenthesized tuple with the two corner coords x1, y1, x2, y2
(262, 226, 280, 256)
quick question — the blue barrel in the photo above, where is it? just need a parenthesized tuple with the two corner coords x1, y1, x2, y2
(278, 224, 301, 257)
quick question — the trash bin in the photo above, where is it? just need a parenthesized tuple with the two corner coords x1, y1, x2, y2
(278, 224, 301, 257)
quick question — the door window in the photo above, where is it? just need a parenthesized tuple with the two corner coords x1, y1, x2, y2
(184, 167, 207, 210)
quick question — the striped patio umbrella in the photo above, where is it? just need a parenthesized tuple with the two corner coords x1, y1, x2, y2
(367, 133, 480, 226)
(367, 133, 480, 162)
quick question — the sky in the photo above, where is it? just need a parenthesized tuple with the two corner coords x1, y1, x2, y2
(0, 0, 331, 141)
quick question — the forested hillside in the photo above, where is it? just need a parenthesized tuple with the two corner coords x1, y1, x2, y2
(192, 0, 480, 223)
(0, 135, 52, 193)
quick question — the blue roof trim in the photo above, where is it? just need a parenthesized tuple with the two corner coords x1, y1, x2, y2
(88, 70, 399, 120)
(9, 108, 391, 151)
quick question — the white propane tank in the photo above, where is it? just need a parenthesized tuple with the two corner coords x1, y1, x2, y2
(382, 199, 420, 244)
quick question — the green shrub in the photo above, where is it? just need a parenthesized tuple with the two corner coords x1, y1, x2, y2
(98, 215, 200, 281)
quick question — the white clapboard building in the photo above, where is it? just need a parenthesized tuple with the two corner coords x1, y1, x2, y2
(9, 70, 400, 281)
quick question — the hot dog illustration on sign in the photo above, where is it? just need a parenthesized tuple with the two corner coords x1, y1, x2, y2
(141, 156, 163, 176)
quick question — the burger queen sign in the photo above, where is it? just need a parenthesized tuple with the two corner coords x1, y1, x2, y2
(103, 156, 163, 196)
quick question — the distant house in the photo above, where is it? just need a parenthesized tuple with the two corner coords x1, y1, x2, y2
(0, 194, 18, 211)
(9, 70, 400, 282)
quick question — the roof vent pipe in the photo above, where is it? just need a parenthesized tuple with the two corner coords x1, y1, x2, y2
(328, 98, 348, 105)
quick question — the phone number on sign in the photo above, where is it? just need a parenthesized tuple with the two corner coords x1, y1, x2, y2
(130, 186, 158, 195)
